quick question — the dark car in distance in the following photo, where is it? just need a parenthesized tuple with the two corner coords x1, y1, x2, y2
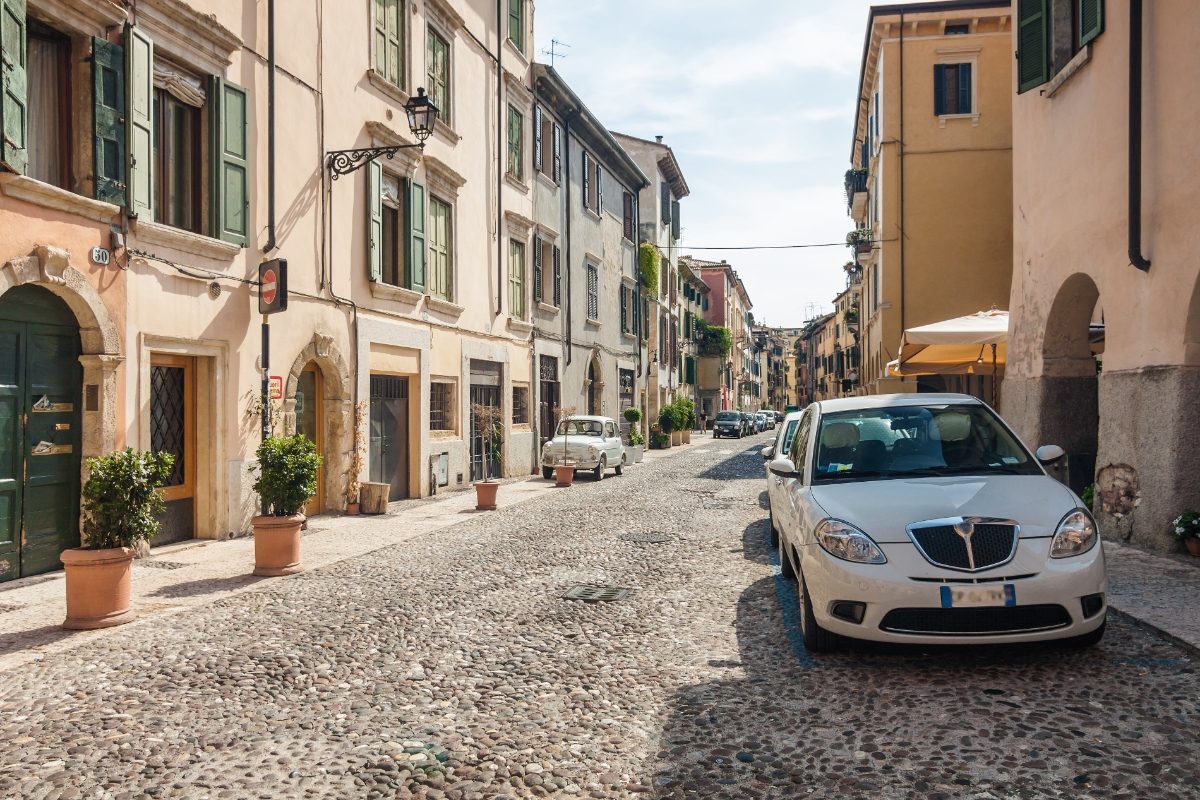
(713, 410, 744, 439)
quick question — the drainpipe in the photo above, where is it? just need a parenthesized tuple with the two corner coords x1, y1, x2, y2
(898, 10, 906, 335)
(563, 109, 577, 364)
(1128, 0, 1151, 272)
(264, 0, 277, 254)
(496, 0, 504, 311)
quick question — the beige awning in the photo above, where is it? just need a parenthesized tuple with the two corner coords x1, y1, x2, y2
(887, 309, 1008, 377)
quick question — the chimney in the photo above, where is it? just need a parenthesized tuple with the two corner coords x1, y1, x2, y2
(655, 135, 663, 143)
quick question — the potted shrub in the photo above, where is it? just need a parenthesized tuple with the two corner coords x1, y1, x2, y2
(345, 400, 367, 515)
(471, 402, 504, 510)
(250, 434, 321, 576)
(624, 407, 644, 463)
(553, 405, 578, 486)
(61, 449, 174, 630)
(675, 398, 696, 445)
(1172, 511, 1200, 557)
(657, 407, 675, 448)
(846, 228, 873, 256)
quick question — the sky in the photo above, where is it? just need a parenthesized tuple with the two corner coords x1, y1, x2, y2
(533, 0, 901, 329)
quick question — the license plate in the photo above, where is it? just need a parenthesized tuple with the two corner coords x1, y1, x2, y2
(940, 584, 1016, 608)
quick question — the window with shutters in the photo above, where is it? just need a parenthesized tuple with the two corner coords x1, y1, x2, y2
(622, 191, 634, 241)
(374, 0, 405, 87)
(534, 237, 558, 308)
(426, 27, 450, 127)
(507, 0, 524, 52)
(430, 380, 456, 432)
(582, 151, 599, 213)
(586, 262, 599, 321)
(512, 385, 530, 425)
(506, 104, 523, 180)
(153, 65, 203, 233)
(428, 195, 453, 301)
(660, 182, 671, 225)
(933, 63, 973, 117)
(620, 284, 631, 335)
(379, 172, 407, 286)
(25, 20, 70, 189)
(1018, 0, 1103, 94)
(509, 238, 526, 319)
(534, 106, 558, 182)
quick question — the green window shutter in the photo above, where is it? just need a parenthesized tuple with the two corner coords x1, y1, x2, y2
(581, 152, 590, 210)
(620, 285, 627, 333)
(1079, 0, 1103, 47)
(958, 64, 972, 114)
(686, 357, 695, 385)
(367, 159, 383, 282)
(210, 77, 249, 245)
(595, 162, 603, 214)
(508, 0, 523, 50)
(533, 104, 543, 172)
(671, 200, 680, 240)
(552, 244, 561, 306)
(375, 0, 402, 84)
(933, 64, 946, 115)
(126, 25, 153, 219)
(1016, 0, 1050, 94)
(533, 236, 543, 302)
(660, 182, 670, 224)
(0, 0, 28, 175)
(92, 37, 125, 205)
(405, 178, 426, 292)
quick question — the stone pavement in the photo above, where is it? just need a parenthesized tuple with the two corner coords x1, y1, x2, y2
(1102, 540, 1200, 654)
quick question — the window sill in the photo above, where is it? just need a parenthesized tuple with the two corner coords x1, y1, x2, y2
(536, 301, 560, 315)
(507, 318, 533, 335)
(425, 295, 464, 318)
(432, 118, 460, 145)
(511, 423, 532, 432)
(622, 331, 636, 341)
(370, 281, 423, 305)
(585, 318, 602, 328)
(583, 208, 602, 222)
(0, 175, 120, 224)
(505, 172, 530, 193)
(1042, 45, 1092, 99)
(504, 38, 530, 67)
(366, 69, 409, 106)
(535, 172, 559, 191)
(936, 112, 980, 128)
(132, 219, 242, 261)
(430, 429, 460, 441)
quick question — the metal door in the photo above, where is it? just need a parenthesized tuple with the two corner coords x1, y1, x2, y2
(150, 354, 195, 546)
(469, 384, 501, 483)
(538, 355, 559, 446)
(369, 375, 409, 501)
(0, 286, 82, 582)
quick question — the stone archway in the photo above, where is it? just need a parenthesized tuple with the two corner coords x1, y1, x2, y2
(585, 350, 604, 416)
(283, 333, 353, 512)
(1, 245, 123, 463)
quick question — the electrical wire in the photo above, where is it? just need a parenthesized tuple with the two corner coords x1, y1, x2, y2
(676, 241, 872, 251)
(128, 249, 260, 285)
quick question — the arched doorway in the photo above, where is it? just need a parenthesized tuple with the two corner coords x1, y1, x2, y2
(295, 363, 325, 515)
(586, 354, 603, 416)
(1041, 273, 1102, 495)
(0, 285, 82, 580)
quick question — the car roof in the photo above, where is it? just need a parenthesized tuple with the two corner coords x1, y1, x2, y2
(782, 410, 804, 423)
(814, 393, 984, 414)
(564, 415, 611, 423)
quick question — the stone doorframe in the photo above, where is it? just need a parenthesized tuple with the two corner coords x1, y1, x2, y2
(282, 333, 353, 512)
(584, 348, 604, 416)
(0, 246, 123, 499)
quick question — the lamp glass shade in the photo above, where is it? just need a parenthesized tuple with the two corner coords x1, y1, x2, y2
(405, 88, 439, 142)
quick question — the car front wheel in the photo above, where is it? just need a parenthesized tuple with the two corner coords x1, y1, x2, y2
(798, 571, 840, 654)
(594, 456, 606, 481)
(615, 455, 624, 476)
(1064, 618, 1106, 648)
(768, 507, 779, 547)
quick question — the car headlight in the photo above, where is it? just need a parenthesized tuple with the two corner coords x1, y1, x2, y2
(1050, 509, 1098, 558)
(814, 519, 886, 564)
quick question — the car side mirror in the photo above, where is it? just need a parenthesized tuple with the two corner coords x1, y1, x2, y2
(768, 456, 797, 478)
(1035, 444, 1065, 464)
(760, 446, 774, 460)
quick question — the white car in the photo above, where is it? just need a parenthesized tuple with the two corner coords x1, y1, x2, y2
(762, 411, 805, 543)
(769, 394, 1106, 652)
(540, 415, 626, 481)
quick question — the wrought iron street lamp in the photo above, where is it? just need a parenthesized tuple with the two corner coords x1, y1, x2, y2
(326, 88, 440, 179)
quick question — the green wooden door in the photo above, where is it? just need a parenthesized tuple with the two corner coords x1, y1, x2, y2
(0, 286, 82, 582)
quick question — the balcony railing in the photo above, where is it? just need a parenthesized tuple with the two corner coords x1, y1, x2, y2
(845, 168, 869, 224)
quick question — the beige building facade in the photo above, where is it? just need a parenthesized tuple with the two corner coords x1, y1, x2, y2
(1004, 0, 1200, 552)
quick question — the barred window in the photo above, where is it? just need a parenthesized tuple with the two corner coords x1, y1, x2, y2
(512, 385, 530, 424)
(430, 381, 455, 431)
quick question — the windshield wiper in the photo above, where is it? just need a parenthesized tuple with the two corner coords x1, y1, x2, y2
(899, 465, 1033, 477)
(814, 469, 890, 481)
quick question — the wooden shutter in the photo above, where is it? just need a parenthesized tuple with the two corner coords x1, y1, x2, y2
(552, 123, 562, 182)
(367, 159, 383, 282)
(660, 182, 671, 224)
(595, 162, 603, 214)
(552, 245, 561, 306)
(533, 105, 543, 172)
(581, 152, 590, 209)
(126, 25, 154, 219)
(671, 200, 680, 241)
(1079, 0, 1104, 47)
(933, 64, 946, 115)
(0, 0, 27, 174)
(376, 0, 402, 84)
(587, 265, 598, 319)
(622, 192, 634, 240)
(210, 77, 249, 245)
(92, 37, 126, 205)
(620, 285, 627, 333)
(406, 178, 426, 292)
(686, 357, 695, 385)
(957, 64, 972, 114)
(533, 236, 543, 302)
(508, 0, 523, 49)
(1016, 0, 1050, 94)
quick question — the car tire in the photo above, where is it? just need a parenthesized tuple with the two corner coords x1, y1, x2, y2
(615, 456, 624, 476)
(594, 456, 606, 481)
(779, 541, 796, 579)
(768, 508, 779, 547)
(1064, 618, 1106, 648)
(798, 571, 840, 654)
(541, 466, 553, 480)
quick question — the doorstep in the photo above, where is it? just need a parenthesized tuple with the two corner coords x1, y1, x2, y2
(1102, 540, 1200, 655)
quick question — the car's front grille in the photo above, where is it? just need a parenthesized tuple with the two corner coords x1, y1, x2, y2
(908, 519, 1018, 572)
(879, 605, 1072, 636)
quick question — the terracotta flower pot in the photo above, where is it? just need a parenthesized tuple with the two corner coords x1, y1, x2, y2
(252, 514, 304, 577)
(1186, 537, 1200, 557)
(555, 465, 576, 487)
(345, 502, 360, 516)
(474, 480, 499, 511)
(60, 547, 136, 630)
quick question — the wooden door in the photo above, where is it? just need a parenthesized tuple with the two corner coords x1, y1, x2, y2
(150, 354, 195, 546)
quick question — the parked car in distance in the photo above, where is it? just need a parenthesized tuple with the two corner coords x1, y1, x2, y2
(713, 410, 744, 439)
(756, 411, 775, 431)
(775, 411, 786, 424)
(741, 412, 756, 436)
(759, 409, 778, 430)
(769, 394, 1106, 653)
(762, 411, 805, 545)
(540, 415, 626, 481)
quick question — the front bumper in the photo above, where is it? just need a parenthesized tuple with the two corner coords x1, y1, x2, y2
(799, 536, 1107, 645)
(542, 454, 601, 470)
(713, 426, 739, 437)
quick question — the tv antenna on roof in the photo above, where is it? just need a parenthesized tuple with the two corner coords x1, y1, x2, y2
(539, 39, 571, 67)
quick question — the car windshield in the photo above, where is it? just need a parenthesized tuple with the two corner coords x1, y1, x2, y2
(811, 403, 1041, 484)
(716, 412, 740, 422)
(556, 419, 603, 437)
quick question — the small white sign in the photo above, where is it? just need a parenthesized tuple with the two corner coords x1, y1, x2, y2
(90, 247, 111, 266)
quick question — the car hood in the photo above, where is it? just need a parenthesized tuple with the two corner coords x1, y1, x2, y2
(809, 475, 1077, 543)
(543, 435, 603, 449)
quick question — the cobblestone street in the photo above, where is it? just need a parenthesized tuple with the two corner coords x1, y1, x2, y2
(1, 438, 1197, 799)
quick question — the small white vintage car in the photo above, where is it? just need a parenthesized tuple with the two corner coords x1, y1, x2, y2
(540, 415, 626, 481)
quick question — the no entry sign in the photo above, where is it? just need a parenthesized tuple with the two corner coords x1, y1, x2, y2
(258, 258, 288, 314)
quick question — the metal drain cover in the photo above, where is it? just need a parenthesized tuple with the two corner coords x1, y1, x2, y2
(620, 531, 674, 544)
(562, 584, 631, 602)
(136, 560, 187, 570)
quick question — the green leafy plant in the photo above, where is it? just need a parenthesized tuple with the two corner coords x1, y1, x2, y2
(658, 406, 675, 434)
(638, 243, 660, 291)
(251, 434, 322, 517)
(846, 228, 872, 246)
(653, 432, 671, 449)
(623, 407, 642, 424)
(554, 405, 578, 466)
(471, 403, 505, 482)
(1172, 511, 1200, 542)
(628, 427, 645, 447)
(81, 449, 175, 550)
(673, 398, 696, 431)
(695, 319, 733, 359)
(1081, 483, 1095, 511)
